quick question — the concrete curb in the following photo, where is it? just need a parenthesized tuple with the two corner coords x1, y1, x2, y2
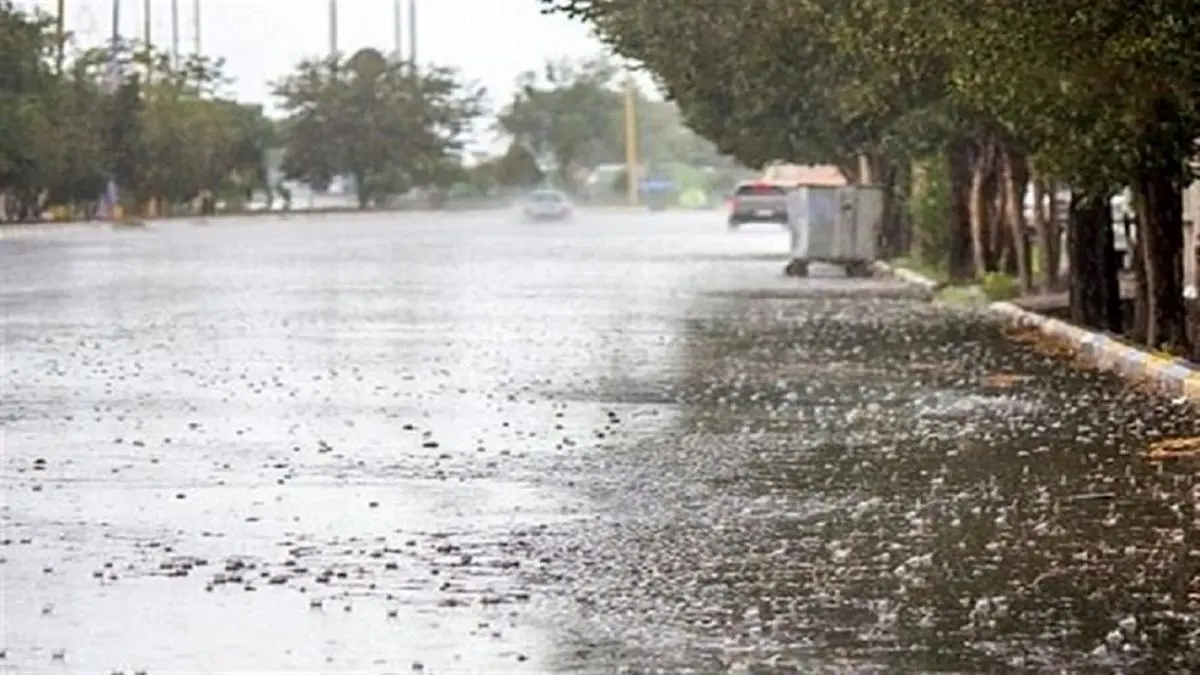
(875, 260, 1200, 403)
(871, 260, 940, 290)
(0, 221, 115, 238)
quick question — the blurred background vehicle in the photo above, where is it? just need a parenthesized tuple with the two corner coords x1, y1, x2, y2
(727, 181, 790, 229)
(520, 189, 573, 222)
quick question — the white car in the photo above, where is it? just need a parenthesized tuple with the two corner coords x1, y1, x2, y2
(521, 189, 573, 222)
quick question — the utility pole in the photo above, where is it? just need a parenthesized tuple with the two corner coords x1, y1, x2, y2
(329, 0, 338, 56)
(193, 0, 201, 53)
(108, 0, 121, 87)
(55, 0, 65, 73)
(142, 0, 154, 84)
(108, 0, 124, 222)
(111, 0, 120, 52)
(407, 0, 416, 65)
(624, 77, 640, 206)
(170, 0, 180, 64)
(392, 0, 402, 59)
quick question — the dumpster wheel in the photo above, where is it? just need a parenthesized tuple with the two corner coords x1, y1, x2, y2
(845, 261, 873, 278)
(784, 259, 810, 277)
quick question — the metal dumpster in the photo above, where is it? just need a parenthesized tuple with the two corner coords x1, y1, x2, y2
(784, 185, 882, 277)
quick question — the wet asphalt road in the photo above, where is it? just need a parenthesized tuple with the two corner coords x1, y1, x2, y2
(2, 210, 1199, 674)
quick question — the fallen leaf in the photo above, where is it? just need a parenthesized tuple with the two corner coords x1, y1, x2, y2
(1145, 436, 1200, 460)
(981, 372, 1032, 389)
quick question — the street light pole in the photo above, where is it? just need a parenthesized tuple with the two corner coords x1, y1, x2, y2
(329, 0, 338, 57)
(111, 0, 120, 51)
(108, 0, 121, 88)
(141, 0, 154, 84)
(55, 0, 65, 73)
(407, 0, 416, 65)
(170, 0, 180, 64)
(393, 0, 402, 59)
(624, 77, 640, 206)
(193, 0, 201, 54)
(108, 0, 123, 222)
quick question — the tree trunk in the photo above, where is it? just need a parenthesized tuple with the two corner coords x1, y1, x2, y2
(968, 140, 993, 279)
(1134, 169, 1189, 353)
(1185, 240, 1195, 360)
(1120, 209, 1134, 271)
(18, 189, 38, 222)
(909, 159, 930, 262)
(837, 157, 862, 185)
(988, 172, 1009, 274)
(1067, 192, 1122, 333)
(1044, 181, 1064, 290)
(874, 159, 903, 259)
(1129, 211, 1149, 343)
(947, 139, 975, 282)
(858, 154, 874, 184)
(353, 171, 370, 210)
(1188, 220, 1200, 361)
(993, 183, 1013, 274)
(1001, 147, 1033, 293)
(971, 138, 1005, 275)
(1031, 176, 1052, 289)
(555, 152, 578, 194)
(894, 161, 914, 255)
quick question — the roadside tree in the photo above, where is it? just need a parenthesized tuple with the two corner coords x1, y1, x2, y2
(273, 47, 485, 208)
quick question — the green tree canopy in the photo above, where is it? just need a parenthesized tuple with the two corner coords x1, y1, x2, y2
(0, 0, 276, 220)
(495, 56, 623, 189)
(542, 0, 1200, 356)
(273, 47, 485, 208)
(494, 54, 732, 192)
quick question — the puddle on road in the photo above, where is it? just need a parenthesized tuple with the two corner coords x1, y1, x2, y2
(2, 575, 550, 673)
(1, 218, 711, 673)
(1, 473, 587, 672)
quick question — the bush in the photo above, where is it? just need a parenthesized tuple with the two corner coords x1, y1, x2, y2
(981, 272, 1019, 301)
(907, 156, 952, 268)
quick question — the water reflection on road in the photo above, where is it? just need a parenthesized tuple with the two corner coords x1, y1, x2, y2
(1, 211, 1197, 673)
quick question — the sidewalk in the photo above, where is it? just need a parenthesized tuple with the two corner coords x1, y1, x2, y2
(877, 261, 1200, 404)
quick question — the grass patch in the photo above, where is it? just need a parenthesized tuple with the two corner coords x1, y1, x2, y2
(891, 258, 1023, 305)
(935, 284, 988, 307)
(933, 274, 1018, 307)
(980, 272, 1020, 301)
(890, 256, 947, 282)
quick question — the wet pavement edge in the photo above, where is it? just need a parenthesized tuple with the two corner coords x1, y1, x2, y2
(876, 261, 1200, 407)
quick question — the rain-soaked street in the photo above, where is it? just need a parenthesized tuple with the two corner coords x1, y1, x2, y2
(2, 210, 1199, 674)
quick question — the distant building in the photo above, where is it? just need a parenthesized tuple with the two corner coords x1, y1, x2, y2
(585, 163, 644, 193)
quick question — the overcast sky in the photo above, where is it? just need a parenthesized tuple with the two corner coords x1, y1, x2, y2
(30, 0, 610, 109)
